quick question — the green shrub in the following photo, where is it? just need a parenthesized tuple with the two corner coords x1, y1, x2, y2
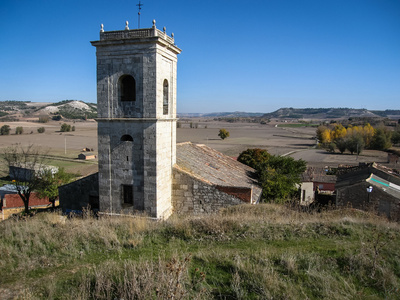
(38, 115, 49, 123)
(0, 124, 10, 135)
(15, 126, 23, 135)
(37, 127, 45, 133)
(218, 128, 230, 140)
(60, 123, 71, 132)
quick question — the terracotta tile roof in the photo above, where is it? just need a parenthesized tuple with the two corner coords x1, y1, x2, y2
(176, 142, 261, 201)
(301, 167, 336, 183)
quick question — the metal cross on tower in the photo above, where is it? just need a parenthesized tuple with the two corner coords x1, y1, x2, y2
(137, 1, 143, 28)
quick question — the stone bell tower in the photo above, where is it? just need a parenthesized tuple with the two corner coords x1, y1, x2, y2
(91, 20, 181, 219)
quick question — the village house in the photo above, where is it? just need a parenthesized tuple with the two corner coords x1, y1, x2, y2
(0, 184, 52, 220)
(299, 167, 336, 205)
(78, 152, 96, 160)
(9, 165, 58, 182)
(335, 163, 400, 221)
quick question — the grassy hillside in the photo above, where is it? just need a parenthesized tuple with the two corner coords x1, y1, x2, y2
(262, 108, 381, 119)
(0, 205, 399, 299)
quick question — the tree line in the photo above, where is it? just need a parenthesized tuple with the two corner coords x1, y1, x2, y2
(316, 123, 397, 154)
(0, 123, 76, 135)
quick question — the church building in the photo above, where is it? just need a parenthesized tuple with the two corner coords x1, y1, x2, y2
(59, 20, 261, 218)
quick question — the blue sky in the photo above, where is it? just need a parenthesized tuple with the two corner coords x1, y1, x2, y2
(0, 0, 399, 113)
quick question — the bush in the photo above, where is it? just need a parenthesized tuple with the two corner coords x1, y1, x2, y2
(335, 138, 347, 154)
(327, 142, 336, 153)
(52, 115, 62, 121)
(392, 130, 400, 145)
(60, 123, 71, 132)
(0, 124, 10, 135)
(71, 126, 75, 132)
(238, 148, 306, 202)
(237, 148, 270, 169)
(15, 127, 23, 135)
(346, 135, 365, 155)
(218, 128, 230, 140)
(38, 115, 49, 123)
(371, 127, 392, 150)
(37, 127, 45, 133)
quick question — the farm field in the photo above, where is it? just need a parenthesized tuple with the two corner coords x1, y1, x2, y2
(0, 120, 98, 177)
(0, 119, 390, 175)
(177, 120, 389, 168)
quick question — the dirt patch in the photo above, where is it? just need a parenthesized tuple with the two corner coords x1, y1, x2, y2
(0, 119, 391, 172)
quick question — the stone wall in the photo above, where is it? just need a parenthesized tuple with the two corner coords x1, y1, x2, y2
(155, 121, 174, 219)
(172, 169, 243, 214)
(97, 120, 147, 214)
(336, 181, 400, 221)
(300, 182, 314, 204)
(59, 173, 99, 213)
(93, 25, 180, 219)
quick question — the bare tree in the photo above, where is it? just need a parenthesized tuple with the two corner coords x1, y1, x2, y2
(2, 144, 49, 214)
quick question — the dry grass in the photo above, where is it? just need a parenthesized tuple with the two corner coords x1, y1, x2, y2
(0, 204, 399, 299)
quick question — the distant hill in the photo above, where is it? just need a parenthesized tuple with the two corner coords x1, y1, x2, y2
(38, 100, 97, 119)
(0, 100, 97, 120)
(179, 108, 399, 120)
(178, 111, 264, 118)
(2, 101, 398, 121)
(370, 110, 400, 118)
(261, 108, 398, 119)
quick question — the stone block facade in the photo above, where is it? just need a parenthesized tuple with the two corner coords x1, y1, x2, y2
(336, 163, 400, 221)
(59, 173, 99, 212)
(172, 169, 243, 214)
(336, 181, 400, 221)
(91, 21, 181, 219)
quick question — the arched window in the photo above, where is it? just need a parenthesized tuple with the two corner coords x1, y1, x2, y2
(121, 134, 133, 142)
(120, 75, 136, 102)
(163, 79, 169, 115)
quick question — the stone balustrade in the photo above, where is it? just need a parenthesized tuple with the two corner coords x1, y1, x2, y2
(99, 21, 175, 45)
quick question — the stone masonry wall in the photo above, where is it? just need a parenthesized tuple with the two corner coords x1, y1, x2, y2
(93, 26, 180, 219)
(155, 121, 173, 218)
(97, 120, 146, 213)
(172, 168, 243, 214)
(59, 173, 99, 212)
(336, 181, 400, 221)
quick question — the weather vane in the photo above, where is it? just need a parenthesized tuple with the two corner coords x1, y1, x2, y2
(137, 1, 143, 28)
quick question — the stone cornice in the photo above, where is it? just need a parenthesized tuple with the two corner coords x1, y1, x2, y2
(90, 22, 181, 55)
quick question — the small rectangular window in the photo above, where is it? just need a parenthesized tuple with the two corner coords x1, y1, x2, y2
(122, 184, 133, 206)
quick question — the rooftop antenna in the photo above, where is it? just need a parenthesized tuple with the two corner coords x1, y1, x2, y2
(137, 1, 143, 28)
